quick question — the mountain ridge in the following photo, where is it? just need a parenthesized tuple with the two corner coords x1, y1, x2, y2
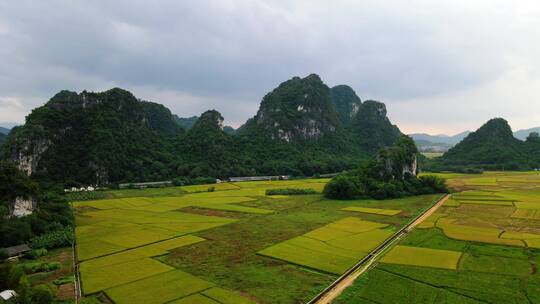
(2, 74, 404, 185)
(0, 127, 10, 135)
(432, 118, 540, 170)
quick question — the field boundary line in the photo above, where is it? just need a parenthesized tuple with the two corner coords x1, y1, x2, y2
(306, 194, 450, 304)
(73, 240, 82, 302)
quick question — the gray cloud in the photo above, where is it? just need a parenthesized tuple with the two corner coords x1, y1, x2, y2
(1, 0, 539, 132)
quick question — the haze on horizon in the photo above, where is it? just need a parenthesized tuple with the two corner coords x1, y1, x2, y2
(1, 0, 539, 135)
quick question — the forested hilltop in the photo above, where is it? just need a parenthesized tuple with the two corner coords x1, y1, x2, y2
(1, 74, 403, 187)
(429, 118, 540, 171)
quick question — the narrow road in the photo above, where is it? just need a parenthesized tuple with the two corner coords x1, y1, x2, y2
(308, 194, 450, 304)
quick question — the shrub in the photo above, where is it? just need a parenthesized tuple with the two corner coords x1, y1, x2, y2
(208, 186, 215, 192)
(419, 175, 448, 193)
(64, 190, 108, 202)
(31, 284, 54, 304)
(323, 175, 362, 200)
(0, 249, 8, 260)
(26, 248, 48, 260)
(30, 226, 74, 249)
(265, 188, 318, 196)
(21, 261, 60, 274)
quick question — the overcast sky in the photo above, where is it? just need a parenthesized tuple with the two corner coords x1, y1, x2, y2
(1, 1, 539, 134)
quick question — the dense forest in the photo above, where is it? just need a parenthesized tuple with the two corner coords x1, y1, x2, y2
(429, 118, 540, 171)
(1, 74, 403, 187)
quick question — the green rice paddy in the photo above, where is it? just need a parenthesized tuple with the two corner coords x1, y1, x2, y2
(258, 217, 393, 274)
(341, 206, 402, 215)
(380, 245, 462, 269)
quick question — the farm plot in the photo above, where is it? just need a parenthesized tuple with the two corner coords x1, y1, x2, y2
(75, 179, 441, 303)
(76, 211, 235, 260)
(258, 217, 393, 274)
(80, 235, 205, 293)
(380, 245, 462, 269)
(342, 206, 402, 216)
(337, 171, 540, 303)
(107, 270, 255, 304)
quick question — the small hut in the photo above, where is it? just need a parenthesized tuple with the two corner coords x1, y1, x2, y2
(2, 244, 31, 259)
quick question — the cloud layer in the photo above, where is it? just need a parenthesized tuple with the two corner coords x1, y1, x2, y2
(1, 0, 539, 133)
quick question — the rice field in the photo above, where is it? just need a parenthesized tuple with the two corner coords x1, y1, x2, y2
(337, 171, 540, 303)
(258, 217, 394, 274)
(342, 206, 402, 215)
(75, 179, 440, 303)
(380, 245, 462, 269)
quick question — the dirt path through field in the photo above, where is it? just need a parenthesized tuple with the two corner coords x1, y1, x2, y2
(310, 194, 450, 304)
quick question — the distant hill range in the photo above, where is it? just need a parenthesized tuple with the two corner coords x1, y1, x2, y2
(409, 132, 470, 152)
(0, 127, 10, 147)
(514, 127, 540, 140)
(1, 74, 403, 185)
(0, 127, 11, 135)
(411, 127, 540, 152)
(429, 118, 540, 170)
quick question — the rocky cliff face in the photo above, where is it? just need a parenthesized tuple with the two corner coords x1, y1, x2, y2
(246, 74, 341, 142)
(376, 135, 418, 180)
(0, 161, 39, 217)
(2, 74, 407, 184)
(11, 196, 37, 217)
(330, 85, 362, 125)
(13, 137, 52, 176)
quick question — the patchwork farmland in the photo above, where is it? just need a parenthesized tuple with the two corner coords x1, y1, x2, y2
(74, 172, 540, 303)
(335, 171, 540, 303)
(73, 179, 441, 303)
